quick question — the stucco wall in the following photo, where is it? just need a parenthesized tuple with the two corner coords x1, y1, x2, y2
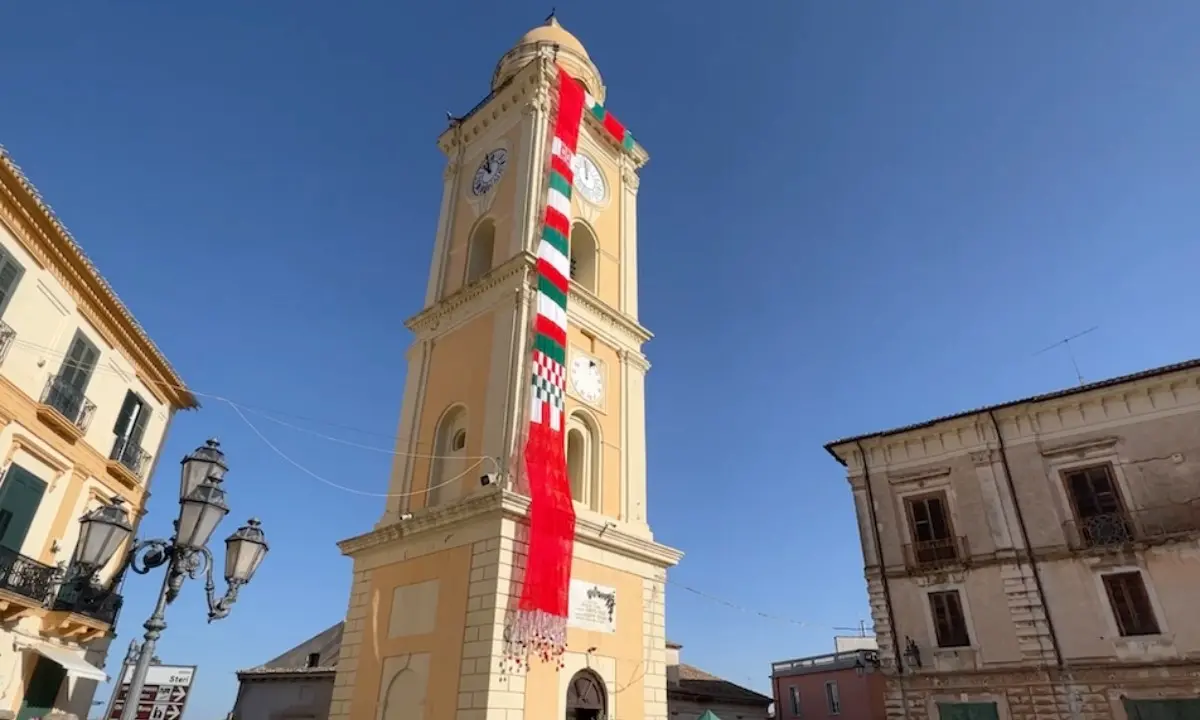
(834, 364, 1200, 677)
(233, 675, 335, 720)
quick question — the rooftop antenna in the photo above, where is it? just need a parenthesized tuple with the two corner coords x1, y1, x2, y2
(834, 620, 873, 637)
(1033, 326, 1099, 387)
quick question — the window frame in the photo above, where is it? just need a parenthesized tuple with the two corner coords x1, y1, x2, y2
(927, 589, 972, 648)
(0, 244, 25, 320)
(789, 685, 800, 716)
(903, 490, 959, 565)
(1101, 569, 1161, 637)
(824, 680, 840, 716)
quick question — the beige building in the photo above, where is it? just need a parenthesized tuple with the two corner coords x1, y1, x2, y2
(326, 16, 682, 720)
(0, 148, 196, 719)
(230, 629, 770, 720)
(825, 360, 1200, 720)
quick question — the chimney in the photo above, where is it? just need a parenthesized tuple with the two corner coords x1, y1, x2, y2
(666, 641, 681, 686)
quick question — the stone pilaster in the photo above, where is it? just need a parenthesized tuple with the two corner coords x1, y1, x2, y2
(456, 533, 526, 720)
(999, 563, 1056, 665)
(328, 567, 372, 720)
(866, 572, 896, 672)
(642, 574, 668, 720)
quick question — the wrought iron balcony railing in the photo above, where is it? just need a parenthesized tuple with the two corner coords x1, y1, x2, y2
(903, 535, 970, 572)
(53, 577, 124, 626)
(0, 320, 15, 365)
(0, 545, 57, 604)
(1063, 504, 1200, 551)
(40, 374, 96, 432)
(110, 435, 152, 479)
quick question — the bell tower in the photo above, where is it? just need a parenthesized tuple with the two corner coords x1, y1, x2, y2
(331, 17, 681, 720)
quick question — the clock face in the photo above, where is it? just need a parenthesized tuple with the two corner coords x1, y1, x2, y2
(571, 153, 606, 204)
(471, 149, 508, 196)
(570, 355, 604, 404)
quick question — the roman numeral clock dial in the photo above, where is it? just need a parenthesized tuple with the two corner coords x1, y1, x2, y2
(472, 148, 508, 196)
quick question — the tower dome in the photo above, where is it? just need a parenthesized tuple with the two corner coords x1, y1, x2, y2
(492, 15, 606, 103)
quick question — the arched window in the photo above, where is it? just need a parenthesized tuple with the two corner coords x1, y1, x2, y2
(569, 222, 598, 293)
(566, 669, 607, 719)
(565, 412, 600, 512)
(465, 219, 496, 285)
(428, 406, 467, 508)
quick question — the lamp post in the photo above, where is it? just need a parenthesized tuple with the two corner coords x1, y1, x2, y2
(71, 439, 268, 720)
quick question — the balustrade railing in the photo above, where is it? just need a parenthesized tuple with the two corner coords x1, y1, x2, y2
(1064, 503, 1200, 550)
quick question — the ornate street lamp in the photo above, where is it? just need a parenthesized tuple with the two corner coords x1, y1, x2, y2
(75, 439, 268, 720)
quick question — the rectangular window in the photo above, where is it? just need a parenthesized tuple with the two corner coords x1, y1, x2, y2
(929, 590, 971, 647)
(824, 681, 840, 715)
(1103, 571, 1160, 636)
(111, 391, 151, 472)
(790, 686, 801, 716)
(1064, 464, 1132, 546)
(0, 246, 25, 318)
(905, 492, 958, 564)
(46, 331, 99, 423)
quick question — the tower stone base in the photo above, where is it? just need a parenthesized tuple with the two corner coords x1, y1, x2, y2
(329, 487, 680, 720)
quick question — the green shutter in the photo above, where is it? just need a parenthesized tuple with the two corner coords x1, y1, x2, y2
(0, 465, 47, 553)
(1125, 699, 1200, 720)
(0, 249, 24, 317)
(113, 391, 139, 438)
(937, 703, 1000, 720)
(60, 331, 99, 392)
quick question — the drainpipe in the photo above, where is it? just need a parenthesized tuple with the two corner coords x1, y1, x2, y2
(855, 442, 902, 671)
(856, 441, 910, 720)
(986, 409, 1064, 670)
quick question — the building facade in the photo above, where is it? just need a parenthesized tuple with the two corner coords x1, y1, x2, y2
(326, 16, 682, 720)
(825, 360, 1200, 720)
(770, 649, 885, 720)
(0, 148, 196, 719)
(231, 631, 769, 720)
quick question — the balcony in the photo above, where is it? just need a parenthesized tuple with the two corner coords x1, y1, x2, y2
(107, 435, 152, 488)
(0, 320, 15, 365)
(36, 375, 96, 442)
(903, 536, 971, 572)
(51, 579, 124, 626)
(0, 546, 57, 618)
(1064, 504, 1200, 551)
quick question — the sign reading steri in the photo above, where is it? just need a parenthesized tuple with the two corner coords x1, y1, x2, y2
(568, 579, 617, 633)
(109, 665, 196, 720)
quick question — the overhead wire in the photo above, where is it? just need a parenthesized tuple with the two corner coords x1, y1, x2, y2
(5, 338, 837, 626)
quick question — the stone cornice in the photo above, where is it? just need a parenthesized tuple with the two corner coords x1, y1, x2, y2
(405, 254, 533, 337)
(831, 366, 1200, 475)
(437, 56, 649, 169)
(339, 486, 683, 570)
(1039, 435, 1119, 458)
(569, 283, 653, 350)
(0, 150, 196, 410)
(887, 466, 951, 485)
(406, 251, 653, 353)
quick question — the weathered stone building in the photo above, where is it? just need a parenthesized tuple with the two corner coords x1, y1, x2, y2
(825, 360, 1200, 720)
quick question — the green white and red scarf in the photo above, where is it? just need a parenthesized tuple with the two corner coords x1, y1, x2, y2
(508, 65, 634, 666)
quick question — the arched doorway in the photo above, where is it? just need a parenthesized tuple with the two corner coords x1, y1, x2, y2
(566, 669, 607, 720)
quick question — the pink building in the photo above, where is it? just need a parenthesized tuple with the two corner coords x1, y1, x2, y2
(771, 650, 886, 720)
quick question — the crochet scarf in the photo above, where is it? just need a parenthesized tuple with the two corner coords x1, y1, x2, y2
(507, 65, 634, 666)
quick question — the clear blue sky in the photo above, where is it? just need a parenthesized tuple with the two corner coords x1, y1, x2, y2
(5, 2, 1200, 718)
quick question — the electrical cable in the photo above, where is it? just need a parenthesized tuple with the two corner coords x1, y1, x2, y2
(4, 339, 843, 622)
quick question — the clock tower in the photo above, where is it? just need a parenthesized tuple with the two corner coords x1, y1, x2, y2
(328, 17, 682, 720)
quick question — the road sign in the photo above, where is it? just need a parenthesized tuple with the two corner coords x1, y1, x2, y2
(107, 664, 196, 720)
